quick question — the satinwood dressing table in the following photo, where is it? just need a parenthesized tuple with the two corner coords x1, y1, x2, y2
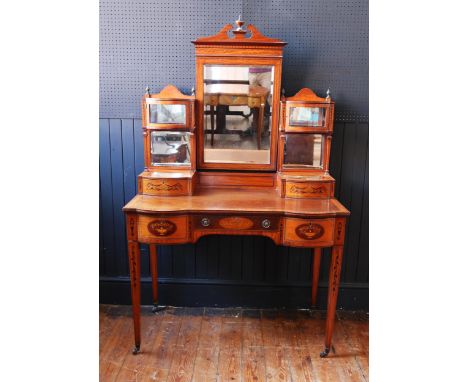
(123, 18, 350, 358)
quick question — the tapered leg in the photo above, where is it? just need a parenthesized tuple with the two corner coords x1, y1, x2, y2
(320, 245, 344, 358)
(127, 241, 141, 355)
(149, 244, 158, 305)
(257, 103, 265, 149)
(149, 244, 165, 313)
(311, 248, 322, 307)
(210, 105, 215, 146)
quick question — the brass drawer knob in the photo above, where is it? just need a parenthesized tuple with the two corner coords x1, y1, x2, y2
(201, 217, 210, 227)
(261, 219, 271, 229)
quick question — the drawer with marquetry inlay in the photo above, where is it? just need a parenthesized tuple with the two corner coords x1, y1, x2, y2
(282, 217, 336, 247)
(137, 214, 190, 244)
(277, 172, 335, 199)
(138, 171, 197, 196)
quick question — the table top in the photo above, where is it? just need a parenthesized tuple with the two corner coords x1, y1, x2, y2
(123, 187, 350, 217)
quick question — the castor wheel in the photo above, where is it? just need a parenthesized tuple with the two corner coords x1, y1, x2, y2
(319, 348, 330, 358)
(132, 346, 140, 355)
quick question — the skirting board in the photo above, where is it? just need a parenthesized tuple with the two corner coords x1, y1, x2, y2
(100, 277, 369, 310)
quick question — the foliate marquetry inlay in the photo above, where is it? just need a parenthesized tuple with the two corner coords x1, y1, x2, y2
(337, 222, 343, 241)
(129, 217, 135, 237)
(140, 176, 192, 196)
(283, 181, 332, 199)
(295, 222, 325, 240)
(146, 181, 183, 192)
(289, 185, 326, 195)
(331, 249, 341, 294)
(129, 243, 138, 289)
(147, 220, 177, 236)
(218, 216, 254, 230)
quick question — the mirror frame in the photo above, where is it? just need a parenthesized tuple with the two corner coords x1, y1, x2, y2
(193, 23, 287, 171)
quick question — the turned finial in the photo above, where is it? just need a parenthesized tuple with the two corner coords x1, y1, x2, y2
(326, 88, 330, 99)
(235, 14, 245, 30)
(282, 88, 286, 97)
(191, 87, 195, 96)
(146, 86, 151, 96)
(233, 14, 247, 35)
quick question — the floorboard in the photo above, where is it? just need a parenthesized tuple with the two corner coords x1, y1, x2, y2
(99, 305, 368, 381)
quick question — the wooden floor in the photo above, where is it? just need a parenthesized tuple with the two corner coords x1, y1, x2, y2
(100, 305, 368, 382)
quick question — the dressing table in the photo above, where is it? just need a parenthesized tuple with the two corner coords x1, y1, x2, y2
(123, 18, 350, 358)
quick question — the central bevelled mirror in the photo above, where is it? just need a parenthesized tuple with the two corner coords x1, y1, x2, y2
(203, 65, 274, 165)
(193, 21, 286, 171)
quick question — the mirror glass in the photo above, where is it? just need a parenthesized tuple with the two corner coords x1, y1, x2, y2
(289, 107, 325, 127)
(203, 65, 274, 164)
(149, 104, 186, 124)
(283, 134, 323, 168)
(150, 131, 191, 166)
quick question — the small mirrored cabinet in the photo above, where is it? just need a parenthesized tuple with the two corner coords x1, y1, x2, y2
(138, 85, 197, 196)
(277, 88, 336, 198)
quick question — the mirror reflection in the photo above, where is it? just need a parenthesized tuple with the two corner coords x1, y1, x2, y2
(149, 104, 186, 124)
(203, 65, 274, 164)
(150, 131, 191, 166)
(283, 134, 323, 168)
(289, 107, 325, 127)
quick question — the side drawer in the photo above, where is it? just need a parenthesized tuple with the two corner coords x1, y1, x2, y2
(140, 177, 192, 196)
(284, 180, 333, 199)
(282, 217, 335, 247)
(138, 215, 189, 244)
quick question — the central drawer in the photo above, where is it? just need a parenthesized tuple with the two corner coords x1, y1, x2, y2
(192, 215, 280, 231)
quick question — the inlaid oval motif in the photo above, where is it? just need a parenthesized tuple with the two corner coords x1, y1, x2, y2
(218, 217, 254, 230)
(295, 223, 324, 240)
(147, 220, 177, 236)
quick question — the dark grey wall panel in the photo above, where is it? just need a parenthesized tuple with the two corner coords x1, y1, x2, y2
(100, 0, 368, 119)
(99, 119, 369, 309)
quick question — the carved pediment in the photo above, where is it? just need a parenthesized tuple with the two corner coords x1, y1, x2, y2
(286, 88, 331, 103)
(193, 20, 286, 46)
(146, 84, 194, 100)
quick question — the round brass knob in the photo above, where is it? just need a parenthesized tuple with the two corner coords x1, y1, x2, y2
(201, 217, 210, 227)
(261, 219, 271, 229)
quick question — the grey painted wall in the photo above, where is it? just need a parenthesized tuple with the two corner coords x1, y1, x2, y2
(100, 0, 368, 119)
